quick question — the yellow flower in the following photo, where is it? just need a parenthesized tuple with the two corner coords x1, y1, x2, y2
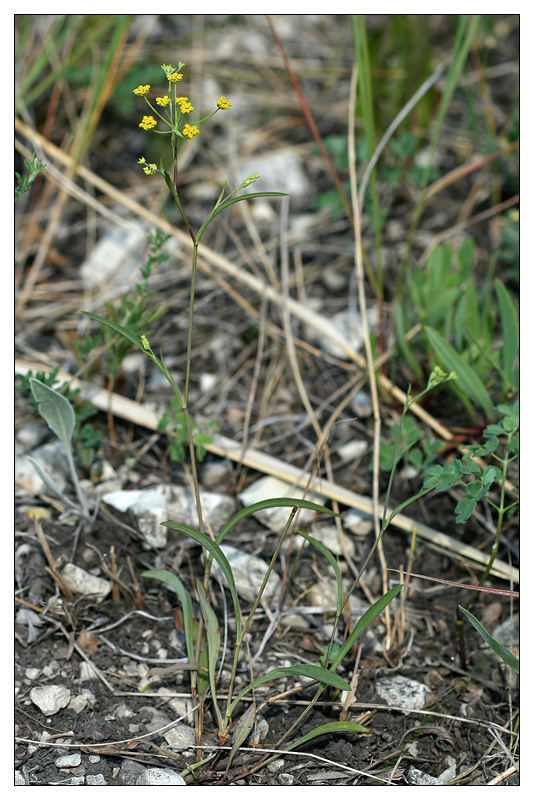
(176, 96, 194, 114)
(217, 96, 231, 110)
(142, 163, 158, 175)
(168, 72, 183, 83)
(139, 115, 157, 130)
(182, 124, 200, 140)
(141, 334, 151, 350)
(133, 84, 150, 96)
(156, 95, 170, 106)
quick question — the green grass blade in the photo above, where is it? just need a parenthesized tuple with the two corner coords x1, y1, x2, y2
(459, 606, 518, 674)
(225, 702, 257, 776)
(331, 585, 403, 671)
(216, 498, 341, 546)
(141, 569, 195, 663)
(226, 665, 351, 718)
(285, 720, 369, 750)
(196, 580, 223, 729)
(424, 326, 494, 418)
(82, 311, 146, 351)
(495, 279, 519, 391)
(161, 522, 242, 640)
(296, 530, 343, 616)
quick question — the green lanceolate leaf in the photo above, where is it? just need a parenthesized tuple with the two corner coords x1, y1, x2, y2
(424, 326, 494, 418)
(226, 665, 351, 719)
(296, 530, 343, 616)
(459, 606, 519, 674)
(331, 585, 403, 672)
(225, 702, 257, 776)
(216, 498, 341, 546)
(196, 579, 223, 729)
(161, 522, 242, 641)
(141, 569, 195, 663)
(82, 311, 146, 351)
(30, 378, 75, 447)
(286, 720, 369, 750)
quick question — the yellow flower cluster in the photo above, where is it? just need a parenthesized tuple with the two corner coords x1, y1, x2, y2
(217, 96, 231, 110)
(156, 96, 170, 107)
(139, 115, 157, 130)
(182, 124, 200, 140)
(133, 84, 150, 96)
(168, 72, 183, 83)
(176, 96, 193, 114)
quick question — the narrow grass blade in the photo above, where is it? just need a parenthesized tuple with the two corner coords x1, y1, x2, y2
(285, 720, 369, 751)
(216, 498, 341, 546)
(226, 665, 350, 718)
(26, 456, 82, 514)
(495, 279, 519, 391)
(196, 580, 223, 729)
(424, 326, 494, 418)
(225, 702, 257, 776)
(331, 585, 403, 671)
(30, 378, 75, 446)
(459, 606, 519, 674)
(296, 529, 343, 616)
(141, 569, 195, 663)
(161, 522, 242, 640)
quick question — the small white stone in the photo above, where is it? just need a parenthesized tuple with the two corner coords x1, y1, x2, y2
(55, 752, 81, 769)
(30, 685, 71, 716)
(210, 544, 282, 603)
(375, 675, 427, 713)
(239, 475, 325, 532)
(136, 768, 186, 785)
(163, 723, 196, 748)
(60, 563, 111, 601)
(309, 523, 355, 557)
(25, 667, 41, 680)
(86, 774, 107, 785)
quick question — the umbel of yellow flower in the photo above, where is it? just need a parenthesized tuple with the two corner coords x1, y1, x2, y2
(176, 97, 193, 114)
(139, 115, 157, 130)
(133, 84, 150, 96)
(156, 96, 171, 107)
(217, 96, 231, 110)
(182, 124, 200, 140)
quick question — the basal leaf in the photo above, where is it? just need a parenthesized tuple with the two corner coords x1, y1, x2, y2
(141, 569, 195, 663)
(459, 606, 518, 674)
(30, 378, 75, 447)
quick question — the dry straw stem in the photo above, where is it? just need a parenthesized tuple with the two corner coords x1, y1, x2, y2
(15, 359, 518, 585)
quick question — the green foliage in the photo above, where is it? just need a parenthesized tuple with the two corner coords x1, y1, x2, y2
(157, 397, 215, 463)
(459, 606, 519, 674)
(396, 237, 519, 418)
(76, 229, 170, 384)
(378, 415, 443, 476)
(27, 379, 91, 520)
(15, 152, 46, 200)
(17, 367, 101, 469)
(423, 401, 518, 524)
(141, 498, 398, 772)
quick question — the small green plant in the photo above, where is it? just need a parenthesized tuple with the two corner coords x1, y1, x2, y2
(378, 414, 444, 476)
(26, 378, 91, 521)
(157, 395, 216, 463)
(15, 151, 46, 200)
(396, 237, 519, 419)
(17, 367, 102, 469)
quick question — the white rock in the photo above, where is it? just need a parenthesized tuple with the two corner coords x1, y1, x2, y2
(343, 509, 373, 536)
(136, 768, 186, 785)
(210, 544, 282, 603)
(86, 774, 107, 785)
(80, 222, 148, 290)
(375, 675, 427, 713)
(102, 485, 236, 549)
(337, 440, 368, 463)
(308, 308, 379, 360)
(15, 771, 25, 785)
(309, 523, 355, 557)
(60, 563, 111, 601)
(163, 723, 196, 748)
(25, 668, 41, 680)
(55, 752, 81, 768)
(239, 475, 326, 532)
(30, 685, 71, 716)
(239, 150, 312, 203)
(16, 441, 70, 495)
(407, 767, 439, 785)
